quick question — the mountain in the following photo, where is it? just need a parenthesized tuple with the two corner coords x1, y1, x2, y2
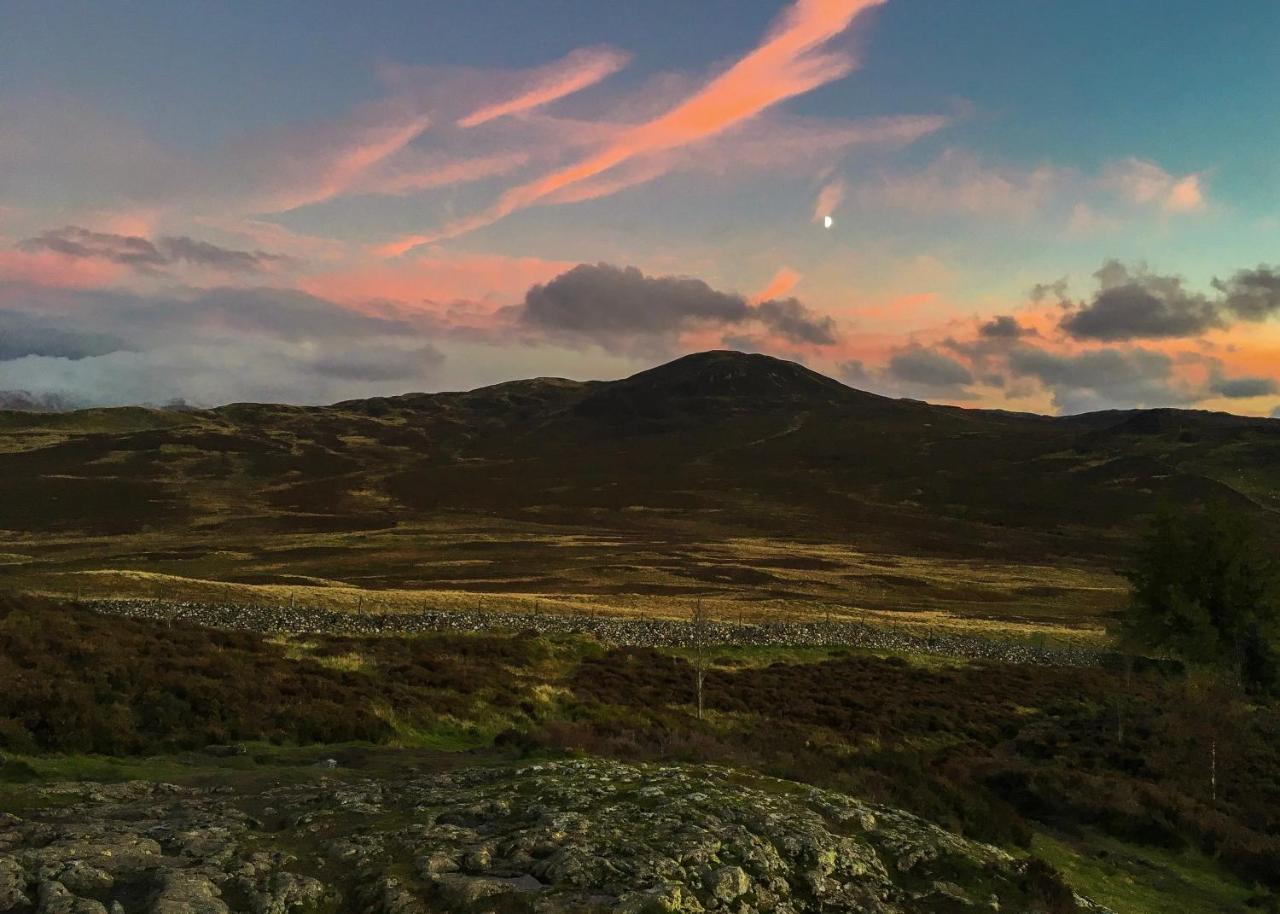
(0, 350, 1277, 562)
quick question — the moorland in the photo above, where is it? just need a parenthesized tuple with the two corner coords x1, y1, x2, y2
(3, 350, 1280, 913)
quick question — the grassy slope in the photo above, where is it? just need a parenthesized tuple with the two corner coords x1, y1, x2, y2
(3, 595, 1277, 911)
(1033, 832, 1261, 914)
(3, 352, 1277, 632)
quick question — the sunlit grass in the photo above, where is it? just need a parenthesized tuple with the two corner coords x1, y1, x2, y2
(1032, 831, 1263, 914)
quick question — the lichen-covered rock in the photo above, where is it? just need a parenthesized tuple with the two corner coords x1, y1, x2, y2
(1, 759, 1113, 914)
(0, 855, 30, 911)
(149, 872, 230, 914)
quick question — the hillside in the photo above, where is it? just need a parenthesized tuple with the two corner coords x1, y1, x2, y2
(1, 350, 1277, 625)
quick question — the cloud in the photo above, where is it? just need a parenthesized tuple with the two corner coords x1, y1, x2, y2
(754, 297, 837, 345)
(813, 177, 845, 222)
(390, 0, 888, 246)
(0, 311, 126, 361)
(1212, 265, 1280, 321)
(0, 283, 444, 406)
(859, 149, 1060, 219)
(517, 262, 838, 352)
(754, 266, 801, 302)
(1005, 344, 1193, 413)
(838, 359, 868, 384)
(1102, 158, 1207, 214)
(886, 344, 974, 391)
(1029, 278, 1070, 305)
(977, 315, 1030, 339)
(355, 151, 529, 196)
(521, 263, 748, 337)
(456, 46, 630, 127)
(1207, 373, 1278, 399)
(19, 226, 290, 273)
(0, 389, 79, 412)
(855, 152, 1211, 231)
(233, 99, 433, 215)
(1058, 260, 1280, 341)
(1060, 276, 1220, 341)
(305, 343, 444, 382)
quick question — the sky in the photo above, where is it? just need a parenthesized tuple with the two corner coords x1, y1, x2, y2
(2, 0, 1279, 416)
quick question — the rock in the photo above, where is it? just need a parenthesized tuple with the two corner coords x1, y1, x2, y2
(248, 869, 330, 914)
(416, 851, 459, 876)
(150, 872, 230, 914)
(0, 856, 30, 911)
(432, 874, 511, 907)
(35, 880, 106, 914)
(618, 883, 705, 914)
(313, 758, 338, 770)
(707, 866, 751, 903)
(37, 880, 74, 914)
(203, 744, 248, 758)
(368, 876, 428, 914)
(0, 759, 1116, 914)
(56, 861, 113, 896)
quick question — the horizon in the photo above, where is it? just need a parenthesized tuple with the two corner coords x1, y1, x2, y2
(3, 0, 1280, 418)
(5, 346, 1280, 422)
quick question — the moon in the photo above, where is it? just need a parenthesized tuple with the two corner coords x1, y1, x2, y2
(823, 215, 834, 229)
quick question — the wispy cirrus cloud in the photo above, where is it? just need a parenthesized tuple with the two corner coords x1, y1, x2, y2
(386, 0, 891, 250)
(232, 100, 434, 215)
(456, 46, 631, 128)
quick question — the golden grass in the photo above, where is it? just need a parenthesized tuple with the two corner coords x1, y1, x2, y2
(14, 563, 1113, 647)
(0, 516, 1122, 641)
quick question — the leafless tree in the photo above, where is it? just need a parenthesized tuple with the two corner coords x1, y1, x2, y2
(691, 599, 711, 720)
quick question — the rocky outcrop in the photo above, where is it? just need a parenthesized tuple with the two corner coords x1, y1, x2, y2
(0, 759, 1111, 913)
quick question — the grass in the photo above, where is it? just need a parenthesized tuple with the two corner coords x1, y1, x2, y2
(0, 515, 1124, 637)
(1032, 831, 1266, 914)
(4, 593, 1278, 911)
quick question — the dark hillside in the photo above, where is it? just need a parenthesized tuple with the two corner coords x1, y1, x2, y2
(0, 349, 1276, 576)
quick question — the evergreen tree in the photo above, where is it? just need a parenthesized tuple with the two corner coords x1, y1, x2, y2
(1119, 505, 1280, 692)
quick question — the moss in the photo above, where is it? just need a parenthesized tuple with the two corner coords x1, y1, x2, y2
(1032, 831, 1261, 914)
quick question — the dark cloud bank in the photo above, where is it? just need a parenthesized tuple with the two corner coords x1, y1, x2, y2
(1058, 260, 1280, 341)
(519, 263, 836, 352)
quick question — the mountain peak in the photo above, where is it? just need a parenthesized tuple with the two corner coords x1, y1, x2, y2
(571, 350, 885, 425)
(614, 350, 854, 401)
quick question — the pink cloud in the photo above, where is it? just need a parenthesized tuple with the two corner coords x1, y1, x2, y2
(386, 0, 888, 250)
(754, 266, 802, 302)
(0, 249, 126, 289)
(1103, 158, 1208, 214)
(457, 46, 630, 128)
(235, 101, 433, 215)
(862, 149, 1062, 219)
(299, 252, 575, 319)
(358, 151, 530, 196)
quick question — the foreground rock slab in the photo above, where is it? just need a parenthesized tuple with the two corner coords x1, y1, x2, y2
(0, 759, 1111, 913)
